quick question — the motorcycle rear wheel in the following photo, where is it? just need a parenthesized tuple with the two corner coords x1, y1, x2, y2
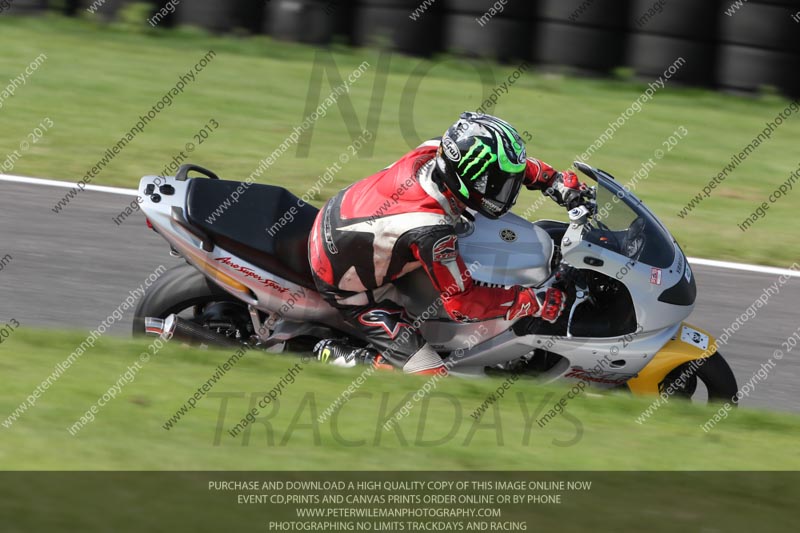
(132, 263, 251, 340)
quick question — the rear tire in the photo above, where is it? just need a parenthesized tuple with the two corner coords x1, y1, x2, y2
(132, 263, 245, 336)
(660, 352, 738, 404)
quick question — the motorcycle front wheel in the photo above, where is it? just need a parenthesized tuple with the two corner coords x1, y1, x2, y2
(660, 352, 739, 405)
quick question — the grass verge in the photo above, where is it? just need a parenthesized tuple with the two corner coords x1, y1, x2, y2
(1, 329, 799, 470)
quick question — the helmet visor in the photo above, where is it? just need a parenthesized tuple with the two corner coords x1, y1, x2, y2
(476, 173, 522, 217)
(489, 172, 522, 204)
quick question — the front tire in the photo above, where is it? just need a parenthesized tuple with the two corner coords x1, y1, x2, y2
(660, 352, 739, 404)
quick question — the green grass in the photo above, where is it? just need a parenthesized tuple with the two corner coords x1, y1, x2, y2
(2, 329, 799, 471)
(1, 15, 799, 265)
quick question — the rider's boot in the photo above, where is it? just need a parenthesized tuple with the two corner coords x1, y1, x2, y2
(313, 339, 394, 370)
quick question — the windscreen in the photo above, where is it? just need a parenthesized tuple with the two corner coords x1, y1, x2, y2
(584, 176, 675, 268)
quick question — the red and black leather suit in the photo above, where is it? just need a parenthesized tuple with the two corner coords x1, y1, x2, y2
(308, 141, 573, 374)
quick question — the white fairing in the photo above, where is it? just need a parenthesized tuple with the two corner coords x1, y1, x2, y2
(393, 196, 695, 388)
(560, 237, 694, 332)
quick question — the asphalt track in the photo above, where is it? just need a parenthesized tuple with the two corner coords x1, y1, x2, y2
(1, 179, 798, 413)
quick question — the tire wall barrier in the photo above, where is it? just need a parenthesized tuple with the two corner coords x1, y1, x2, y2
(268, 0, 354, 45)
(2, 0, 48, 14)
(717, 0, 800, 96)
(442, 0, 536, 62)
(354, 0, 444, 57)
(174, 0, 266, 34)
(627, 0, 722, 85)
(61, 2, 174, 26)
(26, 0, 800, 97)
(534, 0, 632, 73)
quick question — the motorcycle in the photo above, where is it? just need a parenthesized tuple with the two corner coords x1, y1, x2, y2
(133, 162, 738, 402)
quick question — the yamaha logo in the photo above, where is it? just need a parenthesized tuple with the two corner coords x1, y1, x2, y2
(442, 136, 461, 162)
(500, 229, 517, 242)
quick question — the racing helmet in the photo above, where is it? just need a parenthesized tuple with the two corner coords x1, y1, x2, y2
(434, 112, 528, 219)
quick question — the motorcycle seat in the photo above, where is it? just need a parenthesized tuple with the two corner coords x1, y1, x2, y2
(185, 178, 319, 289)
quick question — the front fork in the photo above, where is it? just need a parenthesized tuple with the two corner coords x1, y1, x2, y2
(627, 322, 716, 395)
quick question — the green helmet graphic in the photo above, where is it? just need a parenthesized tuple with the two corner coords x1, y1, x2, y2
(435, 112, 527, 219)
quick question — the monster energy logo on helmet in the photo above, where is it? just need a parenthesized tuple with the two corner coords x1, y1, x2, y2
(455, 114, 526, 183)
(459, 138, 496, 181)
(437, 112, 528, 219)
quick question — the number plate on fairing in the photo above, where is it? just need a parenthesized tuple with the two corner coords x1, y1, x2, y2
(680, 325, 709, 350)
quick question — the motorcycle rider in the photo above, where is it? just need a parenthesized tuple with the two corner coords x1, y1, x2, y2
(309, 112, 586, 375)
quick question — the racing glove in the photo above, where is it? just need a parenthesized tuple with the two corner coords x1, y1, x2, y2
(505, 287, 566, 323)
(545, 170, 588, 210)
(523, 160, 588, 210)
